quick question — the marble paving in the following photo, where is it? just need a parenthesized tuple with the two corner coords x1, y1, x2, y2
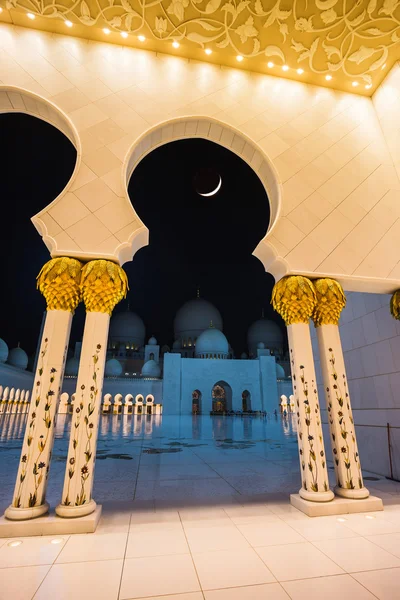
(0, 413, 399, 599)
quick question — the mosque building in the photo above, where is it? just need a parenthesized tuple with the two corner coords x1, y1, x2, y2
(58, 293, 292, 414)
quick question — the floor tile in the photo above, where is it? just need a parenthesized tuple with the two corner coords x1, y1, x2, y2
(257, 542, 344, 581)
(353, 568, 400, 599)
(135, 595, 203, 600)
(204, 582, 290, 599)
(285, 515, 359, 542)
(0, 565, 50, 600)
(33, 559, 123, 600)
(282, 574, 376, 599)
(341, 513, 400, 536)
(314, 536, 400, 572)
(56, 532, 127, 563)
(193, 548, 276, 590)
(120, 554, 200, 599)
(126, 523, 189, 557)
(184, 524, 249, 553)
(237, 521, 305, 547)
(0, 536, 68, 568)
(223, 505, 280, 524)
(365, 533, 400, 558)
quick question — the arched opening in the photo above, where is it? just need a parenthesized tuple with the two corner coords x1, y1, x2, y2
(242, 390, 251, 412)
(211, 381, 232, 415)
(135, 394, 144, 415)
(192, 389, 201, 415)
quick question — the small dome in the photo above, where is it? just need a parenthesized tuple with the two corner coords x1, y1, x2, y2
(247, 318, 283, 356)
(148, 336, 157, 346)
(0, 338, 9, 363)
(109, 310, 145, 347)
(257, 342, 265, 349)
(195, 327, 229, 358)
(276, 363, 285, 378)
(65, 357, 80, 376)
(174, 298, 223, 342)
(141, 359, 161, 378)
(105, 358, 123, 377)
(240, 352, 248, 359)
(172, 339, 181, 350)
(7, 346, 28, 370)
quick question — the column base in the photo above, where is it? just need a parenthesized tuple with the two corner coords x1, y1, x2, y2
(0, 505, 102, 537)
(291, 493, 383, 517)
(4, 502, 49, 521)
(299, 488, 335, 503)
(334, 485, 370, 499)
(55, 499, 97, 519)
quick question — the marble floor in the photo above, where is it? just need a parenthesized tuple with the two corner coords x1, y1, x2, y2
(0, 413, 400, 599)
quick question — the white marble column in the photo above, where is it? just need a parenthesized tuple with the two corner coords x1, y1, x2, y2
(5, 257, 82, 520)
(56, 259, 128, 518)
(272, 275, 334, 503)
(313, 278, 369, 499)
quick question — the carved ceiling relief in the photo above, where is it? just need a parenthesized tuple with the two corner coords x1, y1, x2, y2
(2, 0, 400, 89)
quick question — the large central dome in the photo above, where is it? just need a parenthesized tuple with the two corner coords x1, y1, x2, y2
(109, 310, 145, 349)
(195, 327, 229, 359)
(247, 318, 283, 357)
(174, 297, 223, 345)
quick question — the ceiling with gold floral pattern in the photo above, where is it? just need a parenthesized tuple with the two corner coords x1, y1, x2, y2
(1, 0, 400, 94)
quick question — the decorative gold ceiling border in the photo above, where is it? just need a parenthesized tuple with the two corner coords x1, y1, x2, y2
(1, 0, 400, 95)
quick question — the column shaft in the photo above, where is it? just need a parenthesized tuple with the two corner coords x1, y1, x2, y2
(57, 312, 109, 517)
(5, 310, 71, 519)
(316, 324, 369, 498)
(288, 323, 334, 502)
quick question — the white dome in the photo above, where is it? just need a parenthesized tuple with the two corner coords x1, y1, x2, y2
(0, 338, 9, 363)
(174, 298, 223, 342)
(148, 336, 157, 346)
(141, 359, 161, 378)
(257, 342, 266, 349)
(65, 357, 79, 376)
(247, 318, 283, 356)
(105, 359, 123, 377)
(172, 339, 181, 350)
(7, 347, 28, 370)
(109, 310, 145, 347)
(195, 327, 229, 358)
(276, 363, 285, 378)
(240, 352, 248, 359)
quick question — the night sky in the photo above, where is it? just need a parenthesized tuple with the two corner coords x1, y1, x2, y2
(1, 113, 286, 359)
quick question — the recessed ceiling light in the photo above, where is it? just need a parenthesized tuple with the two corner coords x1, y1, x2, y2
(282, 65, 289, 71)
(65, 20, 73, 27)
(365, 84, 372, 89)
(267, 62, 274, 68)
(337, 517, 347, 522)
(120, 31, 128, 38)
(0, 7, 3, 12)
(138, 35, 145, 42)
(172, 41, 180, 48)
(27, 12, 35, 19)
(103, 28, 110, 34)
(205, 48, 212, 55)
(297, 68, 304, 74)
(236, 55, 243, 62)
(352, 81, 359, 87)
(365, 515, 375, 519)
(325, 75, 332, 81)
(381, 63, 386, 70)
(8, 540, 22, 547)
(50, 538, 64, 544)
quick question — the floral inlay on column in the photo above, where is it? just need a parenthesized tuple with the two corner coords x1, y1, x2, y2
(57, 260, 128, 518)
(312, 277, 369, 499)
(272, 275, 333, 502)
(5, 257, 82, 521)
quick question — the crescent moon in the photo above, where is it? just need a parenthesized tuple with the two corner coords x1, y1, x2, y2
(199, 175, 222, 197)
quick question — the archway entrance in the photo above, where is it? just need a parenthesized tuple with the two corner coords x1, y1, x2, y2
(192, 389, 201, 414)
(212, 381, 232, 414)
(242, 390, 251, 412)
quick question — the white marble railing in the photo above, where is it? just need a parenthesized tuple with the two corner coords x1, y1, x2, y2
(57, 392, 163, 415)
(0, 386, 31, 414)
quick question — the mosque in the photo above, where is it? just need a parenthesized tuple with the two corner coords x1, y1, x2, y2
(59, 293, 292, 414)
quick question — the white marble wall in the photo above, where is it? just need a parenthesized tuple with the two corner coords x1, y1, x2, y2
(311, 293, 400, 479)
(0, 362, 34, 390)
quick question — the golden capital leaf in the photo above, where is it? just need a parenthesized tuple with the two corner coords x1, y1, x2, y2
(81, 259, 129, 315)
(271, 275, 316, 325)
(312, 278, 346, 326)
(37, 257, 82, 312)
(390, 290, 400, 321)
